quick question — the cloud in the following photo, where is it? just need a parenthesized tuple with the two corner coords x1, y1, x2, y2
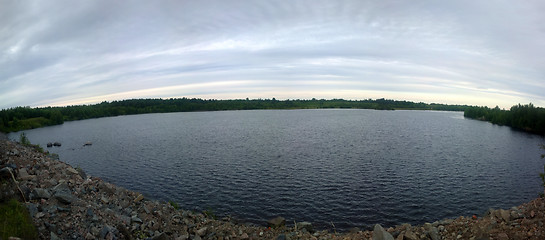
(1, 0, 545, 110)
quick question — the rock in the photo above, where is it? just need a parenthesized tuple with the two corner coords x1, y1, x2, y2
(196, 227, 208, 236)
(134, 194, 144, 202)
(47, 142, 53, 148)
(51, 232, 61, 240)
(240, 233, 249, 239)
(268, 216, 286, 228)
(17, 168, 31, 180)
(31, 188, 51, 200)
(404, 230, 418, 240)
(424, 223, 439, 240)
(296, 221, 314, 233)
(55, 192, 76, 204)
(152, 232, 168, 240)
(373, 224, 394, 240)
(276, 234, 287, 240)
(25, 202, 38, 217)
(499, 209, 511, 222)
(0, 167, 12, 179)
(53, 142, 61, 147)
(84, 141, 93, 146)
(66, 167, 79, 175)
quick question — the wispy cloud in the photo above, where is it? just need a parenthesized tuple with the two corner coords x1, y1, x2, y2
(1, 0, 545, 109)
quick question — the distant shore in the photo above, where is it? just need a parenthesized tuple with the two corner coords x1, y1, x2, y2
(1, 139, 544, 239)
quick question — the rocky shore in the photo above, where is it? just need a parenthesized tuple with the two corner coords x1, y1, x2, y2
(1, 138, 544, 240)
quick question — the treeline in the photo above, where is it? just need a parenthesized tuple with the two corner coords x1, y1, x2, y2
(464, 103, 545, 135)
(0, 98, 470, 133)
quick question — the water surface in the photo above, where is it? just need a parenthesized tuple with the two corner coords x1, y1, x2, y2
(9, 109, 545, 230)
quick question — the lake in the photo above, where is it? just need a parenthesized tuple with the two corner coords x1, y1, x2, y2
(8, 109, 545, 230)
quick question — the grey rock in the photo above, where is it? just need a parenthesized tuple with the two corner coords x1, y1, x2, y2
(17, 167, 32, 180)
(152, 232, 168, 240)
(86, 208, 95, 217)
(52, 182, 70, 194)
(0, 167, 12, 179)
(100, 225, 111, 239)
(131, 216, 143, 224)
(276, 234, 287, 240)
(296, 221, 314, 233)
(55, 192, 76, 204)
(51, 232, 61, 240)
(424, 223, 440, 240)
(25, 202, 38, 217)
(53, 142, 61, 147)
(196, 227, 207, 236)
(403, 230, 419, 240)
(268, 216, 286, 228)
(372, 224, 394, 240)
(31, 188, 51, 199)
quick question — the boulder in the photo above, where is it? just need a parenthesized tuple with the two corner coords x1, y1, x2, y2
(53, 142, 61, 147)
(31, 188, 51, 200)
(373, 224, 394, 240)
(296, 221, 314, 233)
(268, 216, 286, 228)
(55, 192, 76, 204)
(424, 223, 440, 240)
(0, 167, 13, 180)
(47, 143, 53, 148)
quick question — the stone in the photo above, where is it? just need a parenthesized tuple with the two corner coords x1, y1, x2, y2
(0, 167, 12, 179)
(50, 232, 61, 240)
(55, 192, 76, 204)
(240, 233, 249, 239)
(373, 224, 394, 240)
(196, 227, 208, 236)
(25, 203, 38, 217)
(31, 188, 51, 200)
(53, 142, 61, 147)
(296, 222, 314, 233)
(268, 216, 286, 228)
(66, 167, 79, 174)
(424, 223, 440, 240)
(17, 168, 31, 180)
(152, 232, 168, 240)
(134, 194, 144, 202)
(276, 234, 287, 240)
(499, 209, 511, 222)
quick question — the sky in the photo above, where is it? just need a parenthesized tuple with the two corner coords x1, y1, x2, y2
(1, 0, 545, 110)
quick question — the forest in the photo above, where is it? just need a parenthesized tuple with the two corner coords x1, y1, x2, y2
(463, 103, 545, 135)
(0, 98, 468, 133)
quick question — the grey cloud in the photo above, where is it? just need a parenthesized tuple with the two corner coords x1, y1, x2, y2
(1, 0, 545, 109)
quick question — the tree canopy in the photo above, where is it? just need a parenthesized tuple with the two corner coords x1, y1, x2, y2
(0, 98, 469, 133)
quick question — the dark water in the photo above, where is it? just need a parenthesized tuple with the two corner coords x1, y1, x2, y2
(9, 109, 545, 230)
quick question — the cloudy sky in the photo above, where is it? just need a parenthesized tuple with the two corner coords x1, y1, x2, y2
(1, 0, 544, 109)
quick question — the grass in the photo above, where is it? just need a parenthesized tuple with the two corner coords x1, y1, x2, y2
(0, 199, 38, 239)
(168, 200, 180, 210)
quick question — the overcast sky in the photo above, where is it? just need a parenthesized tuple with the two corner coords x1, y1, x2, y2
(1, 0, 544, 109)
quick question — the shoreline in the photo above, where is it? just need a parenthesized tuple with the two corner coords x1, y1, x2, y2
(1, 139, 544, 239)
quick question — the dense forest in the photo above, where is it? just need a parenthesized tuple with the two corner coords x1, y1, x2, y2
(463, 103, 545, 135)
(0, 98, 469, 133)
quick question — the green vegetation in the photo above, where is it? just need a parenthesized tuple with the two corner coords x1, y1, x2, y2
(18, 132, 44, 153)
(203, 207, 217, 220)
(0, 98, 470, 133)
(0, 199, 39, 239)
(464, 103, 545, 135)
(168, 200, 180, 210)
